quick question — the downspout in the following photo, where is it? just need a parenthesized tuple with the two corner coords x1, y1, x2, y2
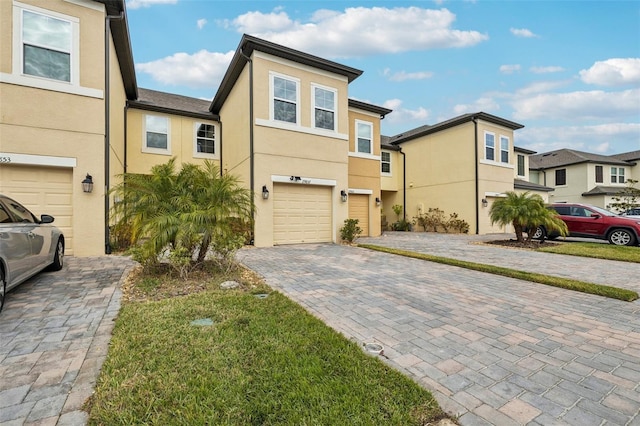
(472, 116, 480, 235)
(218, 119, 223, 177)
(399, 147, 407, 223)
(239, 49, 255, 244)
(123, 104, 128, 173)
(104, 11, 123, 255)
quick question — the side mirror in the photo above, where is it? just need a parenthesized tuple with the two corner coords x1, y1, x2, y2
(40, 214, 55, 224)
(591, 214, 600, 219)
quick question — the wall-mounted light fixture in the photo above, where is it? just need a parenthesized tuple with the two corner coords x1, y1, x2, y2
(262, 185, 269, 200)
(481, 198, 488, 207)
(340, 190, 348, 202)
(375, 197, 381, 206)
(82, 173, 94, 193)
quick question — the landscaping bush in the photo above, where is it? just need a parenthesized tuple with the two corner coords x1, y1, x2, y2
(413, 208, 469, 233)
(340, 218, 362, 243)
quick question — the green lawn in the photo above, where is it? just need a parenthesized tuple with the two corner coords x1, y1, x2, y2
(538, 241, 640, 263)
(87, 269, 446, 425)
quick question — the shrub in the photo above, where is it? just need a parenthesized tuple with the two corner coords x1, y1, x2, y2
(340, 219, 362, 243)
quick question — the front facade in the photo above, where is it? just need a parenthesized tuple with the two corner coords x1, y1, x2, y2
(530, 149, 639, 208)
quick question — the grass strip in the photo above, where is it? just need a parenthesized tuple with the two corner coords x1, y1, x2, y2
(538, 241, 640, 263)
(87, 287, 447, 425)
(358, 243, 638, 302)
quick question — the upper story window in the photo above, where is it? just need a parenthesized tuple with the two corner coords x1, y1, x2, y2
(313, 85, 336, 131)
(484, 132, 495, 161)
(517, 154, 525, 177)
(611, 167, 625, 184)
(595, 165, 603, 183)
(555, 168, 566, 186)
(271, 74, 299, 124)
(356, 121, 373, 154)
(381, 151, 391, 175)
(22, 10, 72, 82)
(143, 115, 170, 154)
(194, 123, 216, 158)
(500, 136, 509, 163)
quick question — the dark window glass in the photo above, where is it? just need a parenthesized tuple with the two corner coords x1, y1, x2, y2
(555, 169, 566, 186)
(595, 165, 603, 183)
(517, 154, 525, 176)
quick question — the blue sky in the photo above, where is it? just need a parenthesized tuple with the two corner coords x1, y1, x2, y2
(125, 0, 640, 155)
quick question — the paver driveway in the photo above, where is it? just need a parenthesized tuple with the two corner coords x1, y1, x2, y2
(239, 233, 640, 425)
(0, 256, 136, 426)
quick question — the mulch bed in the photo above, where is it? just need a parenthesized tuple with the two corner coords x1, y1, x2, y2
(485, 239, 561, 249)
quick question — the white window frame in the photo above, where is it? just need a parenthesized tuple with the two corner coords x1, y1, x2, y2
(2, 2, 99, 97)
(355, 120, 373, 155)
(270, 72, 300, 126)
(311, 83, 337, 132)
(142, 114, 171, 155)
(499, 135, 509, 164)
(516, 154, 526, 177)
(193, 122, 218, 159)
(611, 167, 625, 184)
(484, 131, 495, 161)
(381, 151, 392, 176)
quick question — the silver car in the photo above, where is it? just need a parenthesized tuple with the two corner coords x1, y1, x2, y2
(0, 195, 65, 313)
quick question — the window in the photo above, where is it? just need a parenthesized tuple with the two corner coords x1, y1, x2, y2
(356, 121, 373, 154)
(272, 75, 298, 124)
(381, 151, 391, 174)
(500, 136, 509, 163)
(517, 154, 525, 177)
(595, 165, 603, 183)
(555, 169, 566, 186)
(484, 132, 495, 161)
(313, 86, 336, 130)
(194, 123, 215, 156)
(21, 9, 72, 82)
(611, 167, 625, 184)
(144, 115, 170, 153)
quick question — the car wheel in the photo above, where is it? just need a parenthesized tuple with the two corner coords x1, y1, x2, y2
(49, 238, 64, 271)
(608, 229, 636, 246)
(0, 268, 6, 313)
(531, 226, 546, 240)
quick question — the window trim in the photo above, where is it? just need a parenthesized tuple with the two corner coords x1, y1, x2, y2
(311, 83, 337, 132)
(381, 151, 392, 176)
(484, 131, 495, 161)
(611, 167, 625, 184)
(499, 135, 509, 164)
(516, 154, 526, 177)
(595, 165, 603, 184)
(193, 122, 218, 159)
(270, 72, 300, 126)
(142, 114, 171, 155)
(355, 120, 374, 155)
(555, 168, 567, 186)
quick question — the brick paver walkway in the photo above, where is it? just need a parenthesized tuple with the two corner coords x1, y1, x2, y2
(238, 234, 640, 425)
(0, 256, 136, 426)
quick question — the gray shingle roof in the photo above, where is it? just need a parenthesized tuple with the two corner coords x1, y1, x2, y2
(129, 88, 216, 120)
(611, 150, 640, 162)
(514, 179, 553, 192)
(582, 186, 627, 196)
(529, 149, 630, 170)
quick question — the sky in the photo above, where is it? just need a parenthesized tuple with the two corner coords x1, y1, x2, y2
(124, 0, 640, 156)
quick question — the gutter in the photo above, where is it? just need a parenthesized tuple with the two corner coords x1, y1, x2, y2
(472, 116, 479, 235)
(104, 11, 124, 255)
(240, 48, 255, 244)
(399, 147, 407, 222)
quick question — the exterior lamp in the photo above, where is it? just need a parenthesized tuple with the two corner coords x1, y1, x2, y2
(82, 173, 94, 193)
(340, 190, 348, 202)
(481, 198, 488, 207)
(262, 185, 269, 200)
(375, 197, 381, 206)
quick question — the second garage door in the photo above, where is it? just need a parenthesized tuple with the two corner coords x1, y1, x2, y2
(273, 183, 332, 245)
(348, 194, 369, 237)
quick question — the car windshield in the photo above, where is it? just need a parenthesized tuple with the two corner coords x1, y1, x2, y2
(588, 205, 617, 217)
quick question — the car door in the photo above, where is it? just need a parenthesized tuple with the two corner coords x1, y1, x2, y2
(0, 197, 35, 286)
(580, 206, 609, 236)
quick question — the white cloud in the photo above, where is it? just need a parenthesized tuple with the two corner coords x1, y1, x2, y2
(515, 80, 570, 96)
(579, 58, 640, 86)
(453, 97, 500, 115)
(126, 0, 177, 10)
(382, 99, 430, 125)
(225, 7, 488, 58)
(500, 64, 521, 74)
(510, 28, 538, 38)
(135, 49, 235, 89)
(197, 19, 207, 30)
(511, 88, 640, 121)
(383, 68, 434, 82)
(530, 66, 564, 74)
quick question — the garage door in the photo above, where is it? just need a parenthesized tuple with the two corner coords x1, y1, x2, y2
(0, 165, 74, 254)
(348, 194, 369, 236)
(273, 183, 332, 244)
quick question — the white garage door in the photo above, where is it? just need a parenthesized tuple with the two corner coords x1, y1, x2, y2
(0, 165, 74, 254)
(273, 183, 332, 245)
(348, 194, 369, 236)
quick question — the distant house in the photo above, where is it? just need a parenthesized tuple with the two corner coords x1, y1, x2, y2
(380, 113, 551, 234)
(529, 149, 639, 208)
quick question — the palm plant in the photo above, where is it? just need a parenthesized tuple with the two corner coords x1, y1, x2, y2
(489, 191, 567, 243)
(110, 158, 253, 267)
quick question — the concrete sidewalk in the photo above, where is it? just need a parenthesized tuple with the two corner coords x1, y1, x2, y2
(239, 234, 640, 425)
(0, 256, 136, 426)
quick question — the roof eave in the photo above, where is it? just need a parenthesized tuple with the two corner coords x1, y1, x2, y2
(128, 100, 219, 121)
